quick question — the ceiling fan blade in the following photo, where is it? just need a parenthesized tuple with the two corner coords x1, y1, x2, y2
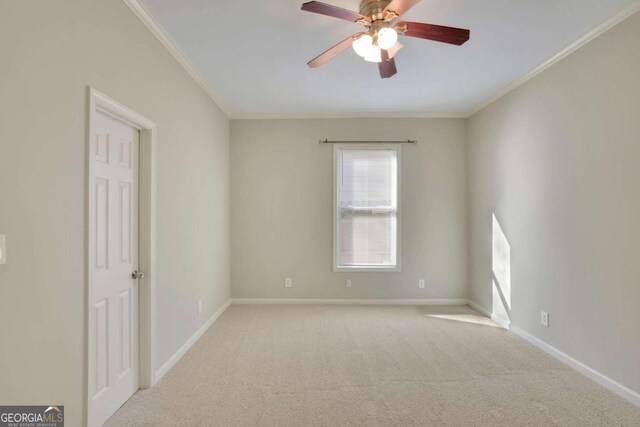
(307, 33, 363, 68)
(383, 0, 422, 18)
(301, 1, 370, 24)
(379, 50, 397, 79)
(398, 21, 470, 45)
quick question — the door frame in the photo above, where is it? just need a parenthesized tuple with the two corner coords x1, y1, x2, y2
(85, 87, 157, 426)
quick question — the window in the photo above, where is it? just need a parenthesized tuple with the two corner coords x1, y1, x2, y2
(334, 145, 400, 271)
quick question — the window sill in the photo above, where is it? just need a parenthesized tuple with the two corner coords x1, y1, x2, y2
(334, 266, 401, 273)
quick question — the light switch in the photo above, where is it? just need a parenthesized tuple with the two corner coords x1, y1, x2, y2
(0, 234, 5, 265)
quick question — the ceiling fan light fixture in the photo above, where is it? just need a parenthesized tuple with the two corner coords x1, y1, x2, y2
(352, 33, 373, 57)
(364, 45, 382, 63)
(377, 27, 398, 50)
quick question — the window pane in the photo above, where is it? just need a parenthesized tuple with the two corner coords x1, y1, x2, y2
(337, 148, 398, 268)
(339, 149, 397, 209)
(338, 211, 397, 266)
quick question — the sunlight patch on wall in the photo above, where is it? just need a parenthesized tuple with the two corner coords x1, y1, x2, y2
(492, 214, 511, 325)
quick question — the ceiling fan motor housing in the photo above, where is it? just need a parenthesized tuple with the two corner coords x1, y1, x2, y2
(359, 0, 391, 21)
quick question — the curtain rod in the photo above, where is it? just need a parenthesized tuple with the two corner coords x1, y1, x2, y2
(318, 139, 417, 145)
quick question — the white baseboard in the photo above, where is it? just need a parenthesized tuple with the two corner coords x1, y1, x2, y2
(511, 325, 640, 407)
(490, 314, 511, 329)
(155, 299, 231, 381)
(231, 298, 469, 305)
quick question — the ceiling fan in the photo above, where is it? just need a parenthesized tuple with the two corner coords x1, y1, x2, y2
(301, 0, 470, 78)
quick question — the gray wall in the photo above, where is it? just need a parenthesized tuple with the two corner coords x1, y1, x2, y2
(467, 12, 640, 394)
(231, 119, 468, 300)
(0, 1, 230, 425)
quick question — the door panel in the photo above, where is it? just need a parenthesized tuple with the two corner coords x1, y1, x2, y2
(93, 298, 109, 397)
(89, 111, 139, 426)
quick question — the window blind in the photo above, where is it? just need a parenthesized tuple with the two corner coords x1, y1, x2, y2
(336, 148, 398, 268)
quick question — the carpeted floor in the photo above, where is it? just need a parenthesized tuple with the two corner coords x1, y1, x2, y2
(105, 305, 640, 426)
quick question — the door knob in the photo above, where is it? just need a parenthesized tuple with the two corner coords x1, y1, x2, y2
(131, 270, 144, 279)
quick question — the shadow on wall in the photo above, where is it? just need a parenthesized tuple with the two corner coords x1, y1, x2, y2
(492, 213, 512, 326)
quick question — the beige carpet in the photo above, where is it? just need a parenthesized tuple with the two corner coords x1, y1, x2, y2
(105, 305, 640, 426)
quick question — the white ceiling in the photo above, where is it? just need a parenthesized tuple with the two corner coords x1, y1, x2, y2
(139, 0, 637, 116)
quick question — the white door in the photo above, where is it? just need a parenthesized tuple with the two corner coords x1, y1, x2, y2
(89, 111, 140, 426)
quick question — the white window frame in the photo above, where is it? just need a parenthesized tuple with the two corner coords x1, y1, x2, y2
(333, 144, 401, 272)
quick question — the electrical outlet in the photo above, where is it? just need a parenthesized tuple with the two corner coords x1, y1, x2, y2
(346, 279, 352, 288)
(541, 311, 549, 327)
(284, 278, 292, 288)
(418, 279, 425, 289)
(198, 300, 202, 315)
(0, 235, 5, 265)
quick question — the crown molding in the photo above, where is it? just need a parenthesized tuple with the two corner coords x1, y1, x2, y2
(466, 0, 640, 117)
(122, 0, 231, 118)
(231, 112, 468, 120)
